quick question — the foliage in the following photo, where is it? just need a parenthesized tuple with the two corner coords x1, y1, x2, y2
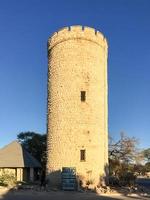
(133, 164, 146, 175)
(140, 148, 150, 174)
(109, 158, 120, 176)
(109, 161, 137, 186)
(118, 171, 136, 186)
(109, 132, 140, 186)
(143, 148, 150, 162)
(17, 132, 47, 168)
(0, 172, 17, 187)
(108, 176, 119, 186)
(144, 162, 150, 172)
(109, 132, 139, 163)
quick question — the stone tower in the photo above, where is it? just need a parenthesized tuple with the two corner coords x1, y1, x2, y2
(47, 25, 108, 187)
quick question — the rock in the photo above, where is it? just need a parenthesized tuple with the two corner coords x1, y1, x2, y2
(88, 184, 95, 190)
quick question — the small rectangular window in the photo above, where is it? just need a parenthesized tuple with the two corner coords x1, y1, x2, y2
(80, 149, 86, 161)
(81, 91, 86, 102)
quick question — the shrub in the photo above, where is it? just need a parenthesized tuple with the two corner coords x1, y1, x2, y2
(118, 171, 136, 186)
(0, 172, 17, 187)
(108, 176, 120, 186)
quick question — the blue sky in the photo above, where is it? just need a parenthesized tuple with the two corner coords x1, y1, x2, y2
(0, 0, 150, 149)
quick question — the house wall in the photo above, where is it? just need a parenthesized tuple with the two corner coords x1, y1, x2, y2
(16, 168, 23, 181)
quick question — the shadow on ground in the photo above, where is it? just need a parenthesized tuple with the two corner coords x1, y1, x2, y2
(0, 188, 123, 200)
(1, 188, 150, 200)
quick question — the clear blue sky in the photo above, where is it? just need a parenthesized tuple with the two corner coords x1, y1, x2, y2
(0, 0, 150, 149)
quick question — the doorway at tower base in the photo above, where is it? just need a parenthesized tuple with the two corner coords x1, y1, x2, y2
(61, 167, 77, 190)
(46, 167, 108, 190)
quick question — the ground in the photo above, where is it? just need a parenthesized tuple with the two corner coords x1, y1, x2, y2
(0, 178, 150, 200)
(0, 189, 150, 200)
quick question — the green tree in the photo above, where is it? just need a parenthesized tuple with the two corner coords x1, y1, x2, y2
(143, 148, 150, 162)
(17, 132, 47, 168)
(144, 162, 150, 172)
(133, 164, 145, 175)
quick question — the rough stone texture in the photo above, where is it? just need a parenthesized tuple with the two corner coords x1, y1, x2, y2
(47, 25, 108, 187)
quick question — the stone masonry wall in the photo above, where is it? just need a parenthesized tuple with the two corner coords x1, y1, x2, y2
(47, 25, 108, 187)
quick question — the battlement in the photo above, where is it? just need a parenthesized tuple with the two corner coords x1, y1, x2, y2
(48, 25, 108, 50)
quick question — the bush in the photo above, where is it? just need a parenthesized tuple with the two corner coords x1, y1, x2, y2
(0, 172, 17, 187)
(108, 171, 137, 187)
(108, 176, 120, 186)
(118, 171, 136, 186)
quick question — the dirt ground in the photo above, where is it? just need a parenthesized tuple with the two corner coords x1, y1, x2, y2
(0, 189, 150, 200)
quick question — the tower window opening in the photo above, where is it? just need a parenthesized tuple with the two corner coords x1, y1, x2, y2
(80, 149, 86, 161)
(81, 91, 86, 102)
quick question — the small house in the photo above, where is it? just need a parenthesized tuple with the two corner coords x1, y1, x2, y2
(0, 141, 41, 182)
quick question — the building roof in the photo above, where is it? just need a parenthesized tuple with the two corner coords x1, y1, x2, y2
(0, 141, 41, 168)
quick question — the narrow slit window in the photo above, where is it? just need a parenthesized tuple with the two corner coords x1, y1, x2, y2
(80, 149, 86, 161)
(81, 91, 86, 102)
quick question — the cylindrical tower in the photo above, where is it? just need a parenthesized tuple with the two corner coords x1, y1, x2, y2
(47, 25, 108, 187)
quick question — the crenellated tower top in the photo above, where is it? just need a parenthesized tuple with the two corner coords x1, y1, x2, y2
(48, 25, 108, 50)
